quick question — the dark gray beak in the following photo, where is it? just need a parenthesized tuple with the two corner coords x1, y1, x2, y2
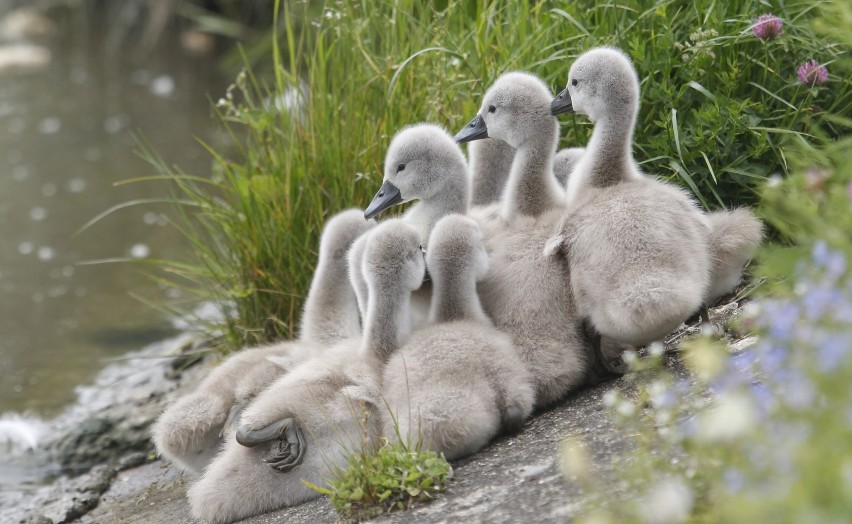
(551, 87, 574, 115)
(364, 180, 403, 219)
(454, 114, 488, 143)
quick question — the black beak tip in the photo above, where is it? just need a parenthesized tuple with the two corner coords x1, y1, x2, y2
(364, 180, 403, 219)
(454, 114, 488, 144)
(550, 88, 575, 116)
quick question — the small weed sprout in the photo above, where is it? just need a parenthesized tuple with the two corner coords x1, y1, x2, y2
(305, 404, 452, 522)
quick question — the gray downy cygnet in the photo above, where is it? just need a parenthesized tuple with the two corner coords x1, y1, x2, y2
(382, 214, 535, 460)
(151, 209, 373, 474)
(547, 47, 712, 348)
(454, 72, 592, 406)
(359, 123, 470, 327)
(553, 147, 586, 189)
(467, 137, 516, 207)
(187, 219, 424, 524)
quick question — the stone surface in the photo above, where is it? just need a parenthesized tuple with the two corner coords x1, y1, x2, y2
(6, 302, 750, 523)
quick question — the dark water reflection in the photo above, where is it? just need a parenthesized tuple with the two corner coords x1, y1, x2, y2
(0, 7, 226, 416)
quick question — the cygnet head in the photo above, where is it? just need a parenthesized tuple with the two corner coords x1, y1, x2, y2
(455, 72, 556, 149)
(426, 214, 489, 283)
(319, 208, 375, 260)
(551, 47, 639, 122)
(363, 218, 426, 293)
(364, 124, 468, 219)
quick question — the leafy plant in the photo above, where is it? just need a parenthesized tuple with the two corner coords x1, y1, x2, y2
(305, 427, 452, 522)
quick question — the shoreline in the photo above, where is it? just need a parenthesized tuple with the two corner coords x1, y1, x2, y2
(2, 332, 211, 523)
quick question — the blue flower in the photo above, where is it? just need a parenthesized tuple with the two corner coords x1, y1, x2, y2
(749, 382, 776, 419)
(816, 333, 850, 372)
(826, 251, 847, 280)
(723, 468, 745, 492)
(756, 342, 789, 378)
(710, 370, 747, 396)
(833, 300, 852, 324)
(812, 241, 830, 266)
(730, 350, 757, 375)
(760, 301, 800, 339)
(773, 369, 816, 410)
(801, 284, 840, 320)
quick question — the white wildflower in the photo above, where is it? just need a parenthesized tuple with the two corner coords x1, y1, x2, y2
(640, 478, 693, 524)
(697, 391, 755, 441)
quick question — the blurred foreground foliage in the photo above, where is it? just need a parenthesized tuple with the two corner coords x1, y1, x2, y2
(560, 3, 852, 522)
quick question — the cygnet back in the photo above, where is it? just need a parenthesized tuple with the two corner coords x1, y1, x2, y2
(382, 215, 535, 461)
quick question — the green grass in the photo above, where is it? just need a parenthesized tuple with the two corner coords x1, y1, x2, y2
(136, 0, 850, 348)
(306, 438, 452, 522)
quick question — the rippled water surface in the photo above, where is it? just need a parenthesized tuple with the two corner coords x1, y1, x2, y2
(0, 8, 225, 416)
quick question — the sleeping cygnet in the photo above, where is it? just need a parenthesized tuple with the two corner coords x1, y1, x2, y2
(382, 214, 535, 460)
(151, 209, 373, 474)
(186, 219, 424, 524)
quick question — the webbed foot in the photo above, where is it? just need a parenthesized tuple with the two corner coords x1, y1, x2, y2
(235, 418, 306, 473)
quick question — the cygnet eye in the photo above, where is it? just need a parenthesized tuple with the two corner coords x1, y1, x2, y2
(571, 78, 579, 87)
(397, 163, 406, 173)
(488, 105, 496, 113)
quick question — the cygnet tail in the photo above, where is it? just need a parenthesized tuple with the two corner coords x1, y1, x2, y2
(389, 390, 499, 461)
(594, 273, 705, 346)
(151, 392, 229, 474)
(706, 208, 764, 304)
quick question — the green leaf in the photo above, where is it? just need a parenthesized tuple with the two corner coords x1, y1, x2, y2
(406, 470, 421, 482)
(301, 479, 333, 496)
(348, 487, 364, 501)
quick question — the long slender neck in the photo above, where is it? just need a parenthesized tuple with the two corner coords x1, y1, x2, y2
(501, 118, 563, 219)
(299, 244, 361, 346)
(429, 266, 490, 325)
(469, 138, 516, 207)
(361, 284, 412, 363)
(407, 173, 469, 246)
(565, 108, 639, 208)
(347, 236, 369, 324)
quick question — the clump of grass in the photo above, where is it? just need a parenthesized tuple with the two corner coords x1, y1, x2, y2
(132, 0, 850, 349)
(307, 439, 451, 522)
(304, 408, 452, 522)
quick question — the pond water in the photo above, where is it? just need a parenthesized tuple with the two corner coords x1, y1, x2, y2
(0, 6, 225, 417)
